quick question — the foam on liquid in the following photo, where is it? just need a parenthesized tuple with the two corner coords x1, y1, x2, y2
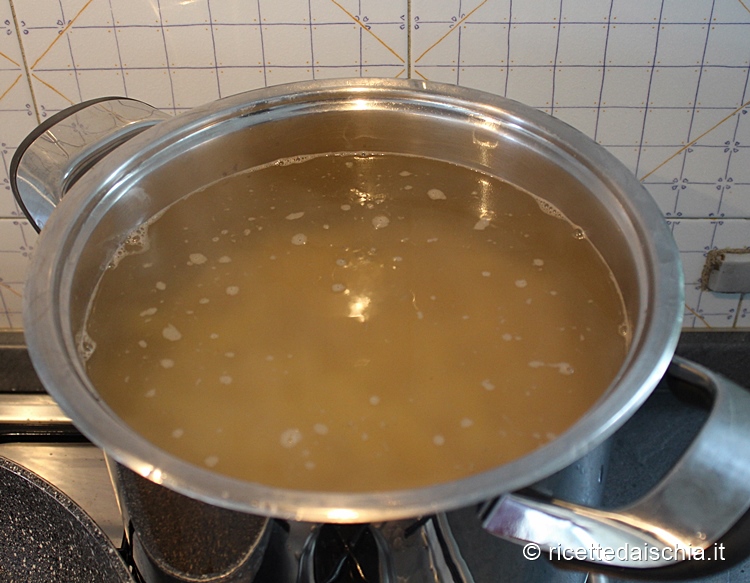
(83, 153, 628, 492)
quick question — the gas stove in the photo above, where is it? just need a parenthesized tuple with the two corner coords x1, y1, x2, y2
(1, 330, 749, 583)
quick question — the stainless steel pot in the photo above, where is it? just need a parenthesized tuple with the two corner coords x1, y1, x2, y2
(11, 78, 750, 576)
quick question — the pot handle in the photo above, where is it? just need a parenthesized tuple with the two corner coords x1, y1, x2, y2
(10, 97, 171, 232)
(482, 355, 750, 579)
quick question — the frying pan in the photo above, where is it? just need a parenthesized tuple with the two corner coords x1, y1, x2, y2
(0, 455, 135, 582)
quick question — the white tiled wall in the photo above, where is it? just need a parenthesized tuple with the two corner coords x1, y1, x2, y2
(0, 0, 748, 329)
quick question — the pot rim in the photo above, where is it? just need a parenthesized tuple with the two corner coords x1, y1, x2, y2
(22, 78, 684, 523)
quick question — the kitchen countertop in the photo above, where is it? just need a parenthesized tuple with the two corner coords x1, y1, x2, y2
(0, 331, 44, 393)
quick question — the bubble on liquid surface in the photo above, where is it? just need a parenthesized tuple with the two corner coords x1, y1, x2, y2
(280, 428, 302, 448)
(427, 188, 446, 200)
(372, 215, 390, 229)
(286, 212, 305, 220)
(474, 218, 491, 231)
(162, 324, 182, 341)
(274, 154, 315, 167)
(124, 224, 149, 249)
(533, 197, 564, 219)
(110, 221, 152, 268)
(555, 363, 574, 375)
(189, 253, 207, 265)
(78, 332, 97, 362)
(528, 361, 574, 375)
(226, 286, 240, 296)
(291, 233, 308, 245)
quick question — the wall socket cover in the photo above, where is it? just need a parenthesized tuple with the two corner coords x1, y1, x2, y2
(702, 249, 750, 294)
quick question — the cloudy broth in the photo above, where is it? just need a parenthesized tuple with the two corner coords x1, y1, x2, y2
(83, 153, 628, 492)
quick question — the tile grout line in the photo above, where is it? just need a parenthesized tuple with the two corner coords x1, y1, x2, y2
(413, 0, 486, 65)
(639, 98, 750, 182)
(716, 54, 750, 218)
(256, 0, 268, 86)
(549, 0, 564, 116)
(672, 0, 717, 217)
(206, 0, 222, 98)
(8, 0, 41, 125)
(685, 303, 712, 328)
(329, 0, 404, 64)
(155, 0, 177, 114)
(0, 283, 12, 328)
(28, 0, 95, 70)
(59, 2, 84, 105)
(106, 0, 128, 97)
(307, 0, 315, 80)
(731, 294, 744, 328)
(455, 0, 463, 85)
(406, 0, 411, 78)
(504, 0, 513, 97)
(633, 0, 666, 180)
(592, 0, 615, 144)
(692, 218, 721, 325)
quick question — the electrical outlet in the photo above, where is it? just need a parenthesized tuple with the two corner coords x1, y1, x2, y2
(702, 248, 750, 293)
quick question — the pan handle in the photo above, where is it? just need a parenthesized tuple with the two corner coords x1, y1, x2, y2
(10, 97, 171, 232)
(482, 355, 750, 579)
